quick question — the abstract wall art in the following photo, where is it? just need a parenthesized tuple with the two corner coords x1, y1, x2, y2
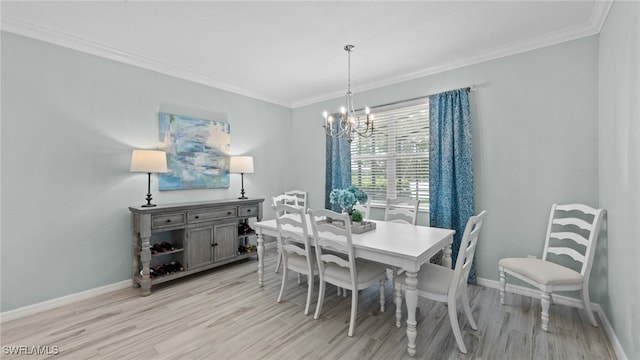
(158, 112, 231, 190)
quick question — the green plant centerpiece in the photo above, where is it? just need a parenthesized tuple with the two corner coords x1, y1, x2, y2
(329, 186, 368, 223)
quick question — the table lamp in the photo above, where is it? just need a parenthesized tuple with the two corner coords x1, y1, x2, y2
(230, 156, 254, 199)
(130, 149, 168, 207)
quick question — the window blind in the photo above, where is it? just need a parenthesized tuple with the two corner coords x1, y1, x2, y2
(350, 100, 430, 205)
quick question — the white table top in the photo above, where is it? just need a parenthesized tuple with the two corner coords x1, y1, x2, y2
(255, 217, 455, 273)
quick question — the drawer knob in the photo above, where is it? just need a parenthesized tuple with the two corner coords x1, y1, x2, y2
(212, 243, 218, 247)
(166, 219, 172, 223)
(195, 215, 200, 219)
(227, 211, 232, 215)
(247, 209, 251, 212)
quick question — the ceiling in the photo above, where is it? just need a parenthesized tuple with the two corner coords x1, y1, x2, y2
(1, 1, 612, 108)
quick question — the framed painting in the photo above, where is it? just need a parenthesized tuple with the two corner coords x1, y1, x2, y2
(158, 112, 231, 190)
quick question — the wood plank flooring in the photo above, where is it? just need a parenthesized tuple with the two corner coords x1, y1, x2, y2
(1, 250, 616, 359)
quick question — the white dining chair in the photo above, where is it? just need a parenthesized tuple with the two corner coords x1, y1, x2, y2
(272, 194, 302, 273)
(394, 210, 487, 354)
(284, 189, 308, 209)
(499, 203, 605, 332)
(384, 197, 420, 283)
(353, 198, 371, 220)
(385, 197, 420, 225)
(309, 208, 387, 337)
(274, 203, 317, 315)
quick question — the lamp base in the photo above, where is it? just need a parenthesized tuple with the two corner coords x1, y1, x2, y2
(141, 203, 157, 207)
(238, 196, 248, 200)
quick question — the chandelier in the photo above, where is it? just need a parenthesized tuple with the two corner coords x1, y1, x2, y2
(322, 44, 374, 143)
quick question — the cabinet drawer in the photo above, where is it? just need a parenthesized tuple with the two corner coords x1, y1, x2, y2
(152, 213, 186, 229)
(188, 207, 237, 223)
(238, 205, 259, 217)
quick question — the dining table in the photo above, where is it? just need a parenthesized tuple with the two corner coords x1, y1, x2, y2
(254, 216, 455, 357)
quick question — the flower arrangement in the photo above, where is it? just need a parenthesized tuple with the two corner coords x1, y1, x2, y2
(329, 186, 368, 222)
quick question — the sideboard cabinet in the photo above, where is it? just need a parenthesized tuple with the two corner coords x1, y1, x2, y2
(129, 198, 264, 296)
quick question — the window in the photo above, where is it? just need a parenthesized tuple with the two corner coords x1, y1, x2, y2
(350, 99, 429, 206)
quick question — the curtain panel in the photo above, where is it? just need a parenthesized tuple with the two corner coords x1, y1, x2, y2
(429, 88, 476, 283)
(325, 118, 352, 211)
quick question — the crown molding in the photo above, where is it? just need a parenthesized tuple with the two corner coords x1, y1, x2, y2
(590, 0, 614, 32)
(293, 20, 603, 108)
(0, 15, 293, 108)
(3, 3, 612, 111)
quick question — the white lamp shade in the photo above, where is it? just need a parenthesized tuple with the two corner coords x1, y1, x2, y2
(230, 156, 254, 174)
(130, 150, 168, 173)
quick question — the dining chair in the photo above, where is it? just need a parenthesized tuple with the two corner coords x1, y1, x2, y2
(385, 197, 420, 282)
(499, 203, 605, 332)
(309, 208, 387, 337)
(274, 203, 317, 315)
(284, 189, 308, 209)
(353, 198, 371, 219)
(394, 210, 487, 354)
(385, 197, 420, 225)
(272, 194, 302, 273)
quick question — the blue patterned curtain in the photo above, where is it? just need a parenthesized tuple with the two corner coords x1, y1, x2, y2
(325, 118, 351, 210)
(429, 88, 476, 282)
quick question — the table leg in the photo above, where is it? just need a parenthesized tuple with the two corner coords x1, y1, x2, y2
(443, 244, 452, 269)
(257, 230, 264, 287)
(405, 271, 418, 357)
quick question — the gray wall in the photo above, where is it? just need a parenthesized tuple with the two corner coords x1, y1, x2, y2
(1, 32, 292, 312)
(598, 1, 640, 359)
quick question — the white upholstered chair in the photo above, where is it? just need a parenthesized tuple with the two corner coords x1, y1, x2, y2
(499, 203, 605, 332)
(394, 210, 487, 354)
(385, 197, 420, 225)
(274, 203, 317, 315)
(309, 208, 387, 337)
(284, 190, 308, 209)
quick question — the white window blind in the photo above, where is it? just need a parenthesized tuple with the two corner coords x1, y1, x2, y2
(350, 100, 430, 205)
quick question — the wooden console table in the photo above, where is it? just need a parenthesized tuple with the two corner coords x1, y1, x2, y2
(130, 198, 264, 296)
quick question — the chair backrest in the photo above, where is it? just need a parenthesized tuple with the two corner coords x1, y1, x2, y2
(308, 208, 356, 286)
(272, 194, 300, 216)
(284, 190, 308, 209)
(384, 197, 420, 225)
(353, 198, 371, 219)
(451, 210, 487, 294)
(541, 203, 605, 277)
(274, 203, 313, 272)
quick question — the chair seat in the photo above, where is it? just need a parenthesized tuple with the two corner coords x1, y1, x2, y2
(286, 252, 317, 275)
(416, 263, 454, 295)
(499, 257, 583, 286)
(324, 259, 387, 288)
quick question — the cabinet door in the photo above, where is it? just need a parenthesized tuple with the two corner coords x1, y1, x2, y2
(214, 222, 237, 262)
(186, 225, 214, 269)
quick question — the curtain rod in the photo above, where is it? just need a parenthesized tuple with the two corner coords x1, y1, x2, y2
(360, 85, 476, 112)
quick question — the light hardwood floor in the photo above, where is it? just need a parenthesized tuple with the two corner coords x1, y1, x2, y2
(1, 250, 616, 359)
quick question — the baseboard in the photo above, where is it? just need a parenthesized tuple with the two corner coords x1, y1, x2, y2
(0, 280, 131, 324)
(477, 277, 628, 360)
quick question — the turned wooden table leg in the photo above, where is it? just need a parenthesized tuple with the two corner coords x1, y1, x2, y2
(405, 271, 419, 357)
(443, 244, 452, 269)
(257, 230, 265, 287)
